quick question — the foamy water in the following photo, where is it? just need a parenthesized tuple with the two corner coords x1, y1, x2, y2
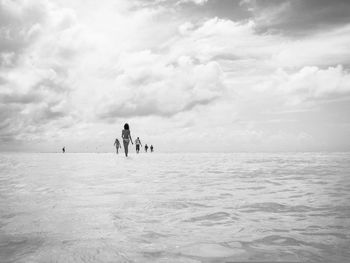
(0, 153, 349, 262)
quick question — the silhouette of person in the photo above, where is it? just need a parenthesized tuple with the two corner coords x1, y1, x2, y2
(150, 145, 154, 152)
(135, 137, 142, 154)
(62, 146, 65, 153)
(145, 144, 148, 152)
(122, 123, 133, 157)
(114, 138, 121, 154)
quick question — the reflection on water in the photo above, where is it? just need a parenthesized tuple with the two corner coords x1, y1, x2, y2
(0, 153, 349, 262)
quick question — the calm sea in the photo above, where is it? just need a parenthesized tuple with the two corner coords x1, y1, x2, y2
(0, 153, 349, 262)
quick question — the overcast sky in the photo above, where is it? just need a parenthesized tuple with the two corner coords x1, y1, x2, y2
(1, 0, 350, 152)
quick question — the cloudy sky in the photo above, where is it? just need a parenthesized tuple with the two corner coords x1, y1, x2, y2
(1, 0, 350, 152)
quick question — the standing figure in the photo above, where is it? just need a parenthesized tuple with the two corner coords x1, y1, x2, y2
(114, 138, 121, 154)
(122, 123, 133, 157)
(145, 144, 148, 152)
(135, 137, 142, 154)
(150, 145, 154, 152)
(62, 146, 65, 153)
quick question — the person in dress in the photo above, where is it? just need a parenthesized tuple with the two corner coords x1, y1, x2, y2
(114, 138, 121, 154)
(122, 123, 133, 157)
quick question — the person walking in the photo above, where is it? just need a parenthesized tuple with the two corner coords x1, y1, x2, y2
(62, 146, 65, 153)
(145, 144, 148, 152)
(135, 137, 142, 154)
(150, 145, 154, 152)
(114, 138, 121, 154)
(122, 123, 133, 157)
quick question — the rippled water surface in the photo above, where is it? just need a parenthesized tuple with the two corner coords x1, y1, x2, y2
(0, 153, 349, 262)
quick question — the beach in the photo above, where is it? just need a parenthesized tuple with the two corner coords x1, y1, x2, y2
(0, 152, 349, 262)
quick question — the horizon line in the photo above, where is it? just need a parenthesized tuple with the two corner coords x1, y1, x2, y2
(1, 151, 350, 154)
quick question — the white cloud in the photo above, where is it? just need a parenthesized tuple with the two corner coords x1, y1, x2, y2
(0, 0, 85, 143)
(177, 0, 208, 5)
(88, 52, 224, 118)
(1, 0, 350, 152)
(271, 25, 350, 68)
(257, 65, 350, 106)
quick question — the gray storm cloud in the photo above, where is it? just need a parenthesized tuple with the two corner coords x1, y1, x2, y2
(242, 0, 350, 35)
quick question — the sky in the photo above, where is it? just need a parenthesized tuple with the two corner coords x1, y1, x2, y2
(1, 0, 350, 152)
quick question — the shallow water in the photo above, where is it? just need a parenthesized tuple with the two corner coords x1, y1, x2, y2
(0, 152, 349, 262)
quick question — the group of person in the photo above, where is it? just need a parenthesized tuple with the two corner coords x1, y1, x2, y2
(114, 123, 154, 157)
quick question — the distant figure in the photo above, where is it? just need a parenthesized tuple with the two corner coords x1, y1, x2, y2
(145, 144, 148, 152)
(122, 123, 133, 157)
(114, 138, 121, 154)
(62, 146, 65, 153)
(150, 145, 154, 152)
(135, 137, 142, 154)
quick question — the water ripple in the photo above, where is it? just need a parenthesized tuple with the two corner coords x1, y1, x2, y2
(0, 152, 349, 262)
